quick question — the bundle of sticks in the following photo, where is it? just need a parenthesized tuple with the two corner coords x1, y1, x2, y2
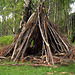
(0, 1, 72, 65)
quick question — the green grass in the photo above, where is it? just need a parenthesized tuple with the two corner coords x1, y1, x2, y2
(72, 42, 75, 45)
(0, 61, 75, 75)
(0, 35, 13, 45)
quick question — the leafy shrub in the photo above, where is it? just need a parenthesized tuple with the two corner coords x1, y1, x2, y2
(0, 35, 13, 45)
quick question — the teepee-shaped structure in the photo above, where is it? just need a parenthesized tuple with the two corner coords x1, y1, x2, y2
(0, 0, 72, 65)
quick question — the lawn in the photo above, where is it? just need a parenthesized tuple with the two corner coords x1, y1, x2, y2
(0, 61, 75, 75)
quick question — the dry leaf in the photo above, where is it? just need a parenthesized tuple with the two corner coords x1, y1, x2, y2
(53, 65, 58, 68)
(60, 72, 68, 74)
(54, 71, 56, 73)
(47, 72, 53, 75)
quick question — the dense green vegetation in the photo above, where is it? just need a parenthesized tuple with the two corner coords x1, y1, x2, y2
(0, 0, 75, 38)
(0, 61, 75, 75)
(0, 35, 13, 45)
(72, 42, 75, 45)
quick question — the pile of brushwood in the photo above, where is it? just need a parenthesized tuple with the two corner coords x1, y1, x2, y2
(0, 0, 74, 65)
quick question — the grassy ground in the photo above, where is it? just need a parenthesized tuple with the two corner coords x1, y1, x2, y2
(0, 61, 75, 75)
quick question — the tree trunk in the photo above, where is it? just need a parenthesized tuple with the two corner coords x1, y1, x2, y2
(19, 0, 32, 32)
(48, 0, 51, 19)
(54, 0, 56, 24)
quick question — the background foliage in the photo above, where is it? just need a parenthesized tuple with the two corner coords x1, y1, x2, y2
(0, 0, 75, 39)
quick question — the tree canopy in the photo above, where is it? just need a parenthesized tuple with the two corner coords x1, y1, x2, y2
(0, 0, 75, 38)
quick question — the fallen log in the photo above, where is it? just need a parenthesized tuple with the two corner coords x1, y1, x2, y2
(0, 56, 6, 59)
(29, 64, 52, 67)
(0, 64, 26, 66)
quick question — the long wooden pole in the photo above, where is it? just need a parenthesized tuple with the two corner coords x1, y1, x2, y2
(38, 0, 54, 65)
